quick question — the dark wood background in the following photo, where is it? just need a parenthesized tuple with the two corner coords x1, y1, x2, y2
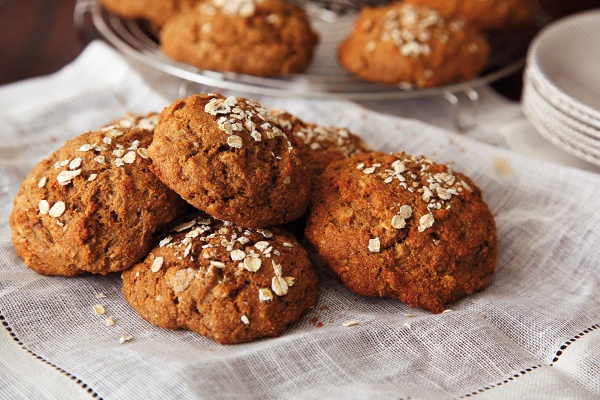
(0, 0, 598, 99)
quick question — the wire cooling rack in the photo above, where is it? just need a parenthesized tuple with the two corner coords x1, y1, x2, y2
(75, 0, 531, 101)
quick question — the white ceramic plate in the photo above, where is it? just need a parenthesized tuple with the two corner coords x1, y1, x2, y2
(523, 77, 600, 167)
(523, 99, 600, 167)
(524, 76, 600, 152)
(527, 10, 600, 121)
(526, 65, 600, 128)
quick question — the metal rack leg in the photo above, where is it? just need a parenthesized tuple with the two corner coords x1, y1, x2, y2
(443, 89, 480, 132)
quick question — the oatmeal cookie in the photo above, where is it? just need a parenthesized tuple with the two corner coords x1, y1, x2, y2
(122, 214, 319, 344)
(404, 0, 537, 31)
(338, 3, 490, 88)
(99, 0, 201, 28)
(9, 114, 188, 276)
(148, 94, 310, 228)
(305, 152, 497, 313)
(270, 110, 371, 179)
(159, 0, 319, 76)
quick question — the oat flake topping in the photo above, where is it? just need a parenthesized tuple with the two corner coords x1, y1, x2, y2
(93, 304, 105, 315)
(375, 5, 443, 57)
(151, 257, 164, 273)
(37, 176, 47, 188)
(202, 0, 264, 18)
(158, 216, 296, 297)
(358, 153, 470, 238)
(104, 114, 158, 133)
(418, 213, 435, 232)
(230, 249, 246, 261)
(258, 288, 273, 301)
(170, 268, 197, 293)
(366, 3, 477, 72)
(368, 238, 381, 253)
(48, 201, 66, 218)
(38, 200, 50, 215)
(242, 257, 262, 272)
(56, 169, 81, 186)
(204, 95, 292, 152)
(272, 276, 288, 296)
(392, 205, 413, 229)
(271, 110, 366, 158)
(39, 116, 156, 228)
(119, 334, 133, 344)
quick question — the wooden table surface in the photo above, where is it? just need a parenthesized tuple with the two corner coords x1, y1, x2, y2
(0, 0, 598, 100)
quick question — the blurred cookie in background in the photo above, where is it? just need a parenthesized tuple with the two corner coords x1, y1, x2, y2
(404, 0, 539, 31)
(160, 0, 319, 76)
(99, 0, 202, 28)
(338, 2, 490, 88)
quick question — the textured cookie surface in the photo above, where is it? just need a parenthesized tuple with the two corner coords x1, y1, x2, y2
(305, 152, 497, 313)
(148, 94, 310, 228)
(160, 0, 318, 76)
(100, 0, 201, 27)
(338, 3, 490, 88)
(122, 214, 319, 344)
(9, 114, 188, 276)
(404, 0, 537, 31)
(270, 110, 371, 179)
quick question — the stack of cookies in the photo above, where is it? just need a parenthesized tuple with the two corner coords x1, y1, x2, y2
(10, 93, 497, 344)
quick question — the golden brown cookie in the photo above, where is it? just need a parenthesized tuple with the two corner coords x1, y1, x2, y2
(122, 214, 319, 344)
(148, 94, 310, 228)
(270, 110, 372, 179)
(9, 114, 188, 276)
(338, 3, 490, 88)
(404, 0, 537, 31)
(159, 0, 319, 76)
(99, 0, 202, 28)
(305, 152, 497, 313)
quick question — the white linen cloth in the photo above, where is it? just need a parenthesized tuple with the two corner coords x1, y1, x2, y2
(0, 41, 598, 400)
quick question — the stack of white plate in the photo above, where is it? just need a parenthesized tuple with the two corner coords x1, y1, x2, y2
(522, 10, 600, 167)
